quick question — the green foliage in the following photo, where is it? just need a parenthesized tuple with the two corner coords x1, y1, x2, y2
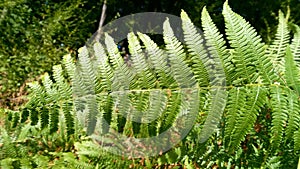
(0, 0, 102, 108)
(2, 1, 300, 168)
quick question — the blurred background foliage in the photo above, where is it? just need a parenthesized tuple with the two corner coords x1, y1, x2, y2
(0, 0, 299, 109)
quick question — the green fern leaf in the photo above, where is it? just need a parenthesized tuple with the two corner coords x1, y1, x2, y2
(294, 130, 300, 151)
(285, 89, 300, 140)
(201, 6, 232, 85)
(53, 65, 72, 99)
(93, 42, 113, 92)
(128, 32, 156, 89)
(223, 1, 276, 84)
(270, 85, 288, 148)
(227, 86, 266, 150)
(291, 24, 300, 65)
(40, 106, 49, 129)
(137, 32, 176, 88)
(63, 54, 76, 83)
(49, 105, 59, 134)
(285, 45, 300, 95)
(266, 10, 290, 77)
(180, 10, 210, 87)
(62, 101, 75, 136)
(163, 18, 197, 88)
(199, 88, 227, 143)
(224, 87, 247, 146)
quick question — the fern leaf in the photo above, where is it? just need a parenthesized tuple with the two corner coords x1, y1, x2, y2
(127, 32, 156, 89)
(49, 105, 59, 134)
(223, 1, 275, 84)
(40, 106, 49, 129)
(62, 101, 75, 136)
(41, 72, 58, 102)
(294, 130, 300, 151)
(20, 108, 29, 123)
(227, 86, 266, 150)
(93, 42, 113, 92)
(85, 94, 100, 135)
(201, 7, 232, 85)
(104, 33, 125, 70)
(63, 54, 76, 81)
(199, 88, 227, 143)
(53, 65, 72, 99)
(163, 18, 197, 88)
(266, 10, 290, 77)
(270, 85, 288, 148)
(137, 32, 176, 88)
(104, 33, 133, 91)
(224, 87, 247, 146)
(76, 46, 97, 95)
(180, 10, 210, 87)
(285, 89, 300, 140)
(160, 91, 181, 133)
(291, 24, 300, 65)
(285, 45, 300, 95)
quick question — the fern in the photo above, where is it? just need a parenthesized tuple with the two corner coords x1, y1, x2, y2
(201, 6, 232, 85)
(284, 45, 300, 95)
(5, 1, 300, 167)
(266, 10, 290, 78)
(291, 24, 300, 65)
(269, 85, 289, 148)
(223, 1, 279, 84)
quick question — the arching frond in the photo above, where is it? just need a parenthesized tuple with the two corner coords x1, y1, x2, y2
(291, 24, 300, 65)
(266, 10, 290, 77)
(226, 86, 266, 150)
(284, 46, 300, 95)
(201, 7, 232, 85)
(163, 18, 197, 88)
(181, 10, 209, 87)
(269, 85, 288, 148)
(223, 1, 277, 84)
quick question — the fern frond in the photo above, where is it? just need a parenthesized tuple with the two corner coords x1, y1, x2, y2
(63, 54, 76, 83)
(284, 46, 300, 95)
(104, 33, 125, 70)
(270, 85, 288, 148)
(85, 94, 100, 135)
(62, 101, 75, 136)
(76, 46, 97, 95)
(294, 130, 300, 151)
(227, 86, 266, 150)
(224, 87, 247, 146)
(160, 91, 181, 133)
(53, 65, 72, 99)
(199, 88, 227, 143)
(49, 105, 59, 134)
(40, 106, 49, 129)
(201, 7, 232, 85)
(180, 10, 210, 87)
(285, 89, 300, 140)
(223, 1, 275, 84)
(104, 33, 133, 91)
(137, 32, 176, 88)
(266, 10, 290, 77)
(291, 24, 300, 65)
(163, 18, 197, 88)
(41, 72, 58, 102)
(93, 42, 113, 92)
(20, 108, 29, 123)
(127, 32, 156, 89)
